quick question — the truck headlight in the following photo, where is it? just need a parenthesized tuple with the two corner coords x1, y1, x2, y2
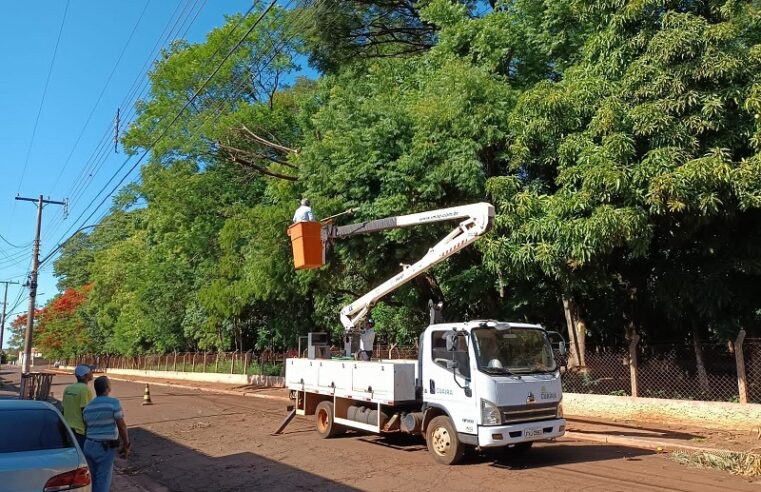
(481, 399, 502, 426)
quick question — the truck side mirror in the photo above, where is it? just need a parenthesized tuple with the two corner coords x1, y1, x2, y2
(446, 360, 459, 370)
(559, 341, 567, 356)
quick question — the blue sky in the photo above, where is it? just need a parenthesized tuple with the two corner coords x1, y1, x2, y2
(0, 1, 269, 348)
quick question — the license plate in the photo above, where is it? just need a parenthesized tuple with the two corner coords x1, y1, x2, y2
(524, 427, 543, 438)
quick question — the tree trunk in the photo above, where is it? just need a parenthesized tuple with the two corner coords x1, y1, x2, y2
(692, 331, 711, 394)
(563, 296, 586, 368)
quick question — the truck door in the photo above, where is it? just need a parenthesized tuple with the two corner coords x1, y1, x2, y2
(424, 329, 477, 435)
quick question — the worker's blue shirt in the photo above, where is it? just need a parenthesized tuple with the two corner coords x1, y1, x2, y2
(83, 396, 124, 441)
(293, 206, 316, 222)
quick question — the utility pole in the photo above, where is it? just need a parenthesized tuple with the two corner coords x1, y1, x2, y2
(15, 195, 66, 374)
(0, 280, 20, 361)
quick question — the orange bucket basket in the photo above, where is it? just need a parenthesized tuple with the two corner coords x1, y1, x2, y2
(287, 222, 325, 269)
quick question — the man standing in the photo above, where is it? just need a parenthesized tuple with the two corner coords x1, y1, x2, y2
(62, 364, 93, 448)
(83, 376, 131, 492)
(358, 318, 376, 361)
(292, 198, 316, 222)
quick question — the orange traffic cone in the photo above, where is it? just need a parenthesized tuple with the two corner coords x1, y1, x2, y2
(142, 384, 153, 405)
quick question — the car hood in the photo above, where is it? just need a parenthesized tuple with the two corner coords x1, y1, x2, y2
(0, 447, 83, 492)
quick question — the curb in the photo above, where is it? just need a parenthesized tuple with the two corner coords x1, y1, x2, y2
(47, 368, 290, 403)
(563, 430, 732, 455)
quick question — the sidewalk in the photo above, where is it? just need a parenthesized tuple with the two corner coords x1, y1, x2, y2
(48, 367, 761, 456)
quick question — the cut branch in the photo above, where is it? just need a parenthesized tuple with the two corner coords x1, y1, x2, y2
(241, 125, 298, 154)
(218, 144, 298, 181)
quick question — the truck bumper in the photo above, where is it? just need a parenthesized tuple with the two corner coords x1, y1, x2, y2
(476, 418, 566, 448)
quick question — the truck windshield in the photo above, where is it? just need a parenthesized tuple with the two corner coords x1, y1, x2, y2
(472, 327, 556, 375)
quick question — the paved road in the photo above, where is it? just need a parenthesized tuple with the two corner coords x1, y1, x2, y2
(9, 369, 761, 491)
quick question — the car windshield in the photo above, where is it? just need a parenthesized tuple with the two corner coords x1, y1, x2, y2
(0, 409, 73, 453)
(472, 327, 557, 374)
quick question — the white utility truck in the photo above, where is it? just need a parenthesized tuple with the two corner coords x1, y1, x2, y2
(284, 203, 566, 464)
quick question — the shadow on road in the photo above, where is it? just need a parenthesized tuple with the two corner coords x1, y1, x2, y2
(568, 417, 703, 441)
(484, 441, 654, 470)
(121, 427, 359, 492)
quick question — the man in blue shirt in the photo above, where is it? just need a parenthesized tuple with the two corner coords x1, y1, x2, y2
(292, 198, 316, 222)
(83, 376, 131, 492)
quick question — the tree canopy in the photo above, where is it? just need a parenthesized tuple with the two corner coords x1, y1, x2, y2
(25, 0, 761, 360)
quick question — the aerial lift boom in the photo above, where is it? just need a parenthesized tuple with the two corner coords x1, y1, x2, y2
(322, 203, 494, 334)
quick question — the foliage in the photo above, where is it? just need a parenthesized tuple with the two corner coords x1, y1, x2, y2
(41, 0, 761, 360)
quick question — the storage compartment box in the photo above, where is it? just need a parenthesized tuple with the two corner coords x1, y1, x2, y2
(286, 358, 418, 403)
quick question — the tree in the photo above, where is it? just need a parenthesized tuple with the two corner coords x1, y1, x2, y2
(482, 0, 761, 364)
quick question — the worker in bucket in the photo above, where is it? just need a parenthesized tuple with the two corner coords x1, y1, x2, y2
(358, 318, 376, 361)
(292, 198, 316, 223)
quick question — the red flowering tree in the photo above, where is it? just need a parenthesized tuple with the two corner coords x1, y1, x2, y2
(31, 284, 93, 359)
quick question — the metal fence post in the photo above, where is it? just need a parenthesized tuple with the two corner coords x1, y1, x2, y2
(203, 352, 207, 372)
(629, 334, 640, 398)
(191, 353, 196, 372)
(173, 351, 178, 372)
(215, 352, 220, 373)
(735, 329, 748, 404)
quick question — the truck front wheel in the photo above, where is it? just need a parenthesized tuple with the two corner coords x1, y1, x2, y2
(426, 416, 465, 465)
(315, 401, 343, 438)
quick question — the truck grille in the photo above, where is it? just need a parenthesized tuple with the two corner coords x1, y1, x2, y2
(500, 402, 558, 424)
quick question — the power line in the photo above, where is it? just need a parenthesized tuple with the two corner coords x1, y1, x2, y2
(15, 0, 71, 196)
(44, 0, 210, 239)
(0, 234, 32, 249)
(48, 0, 151, 194)
(51, 1, 280, 246)
(41, 0, 324, 268)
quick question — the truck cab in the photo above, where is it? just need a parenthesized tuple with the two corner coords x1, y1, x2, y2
(420, 320, 565, 462)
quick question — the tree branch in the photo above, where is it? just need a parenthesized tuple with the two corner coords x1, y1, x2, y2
(217, 144, 299, 181)
(241, 125, 299, 154)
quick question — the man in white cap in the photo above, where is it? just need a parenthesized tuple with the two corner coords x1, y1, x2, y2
(292, 198, 316, 223)
(63, 364, 94, 448)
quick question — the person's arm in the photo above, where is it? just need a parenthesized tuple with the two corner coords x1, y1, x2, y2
(114, 402, 131, 456)
(116, 418, 131, 456)
(79, 388, 91, 422)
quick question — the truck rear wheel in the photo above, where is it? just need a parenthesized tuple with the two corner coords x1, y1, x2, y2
(426, 416, 465, 465)
(315, 401, 343, 438)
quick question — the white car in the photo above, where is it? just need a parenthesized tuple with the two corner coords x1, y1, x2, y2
(0, 400, 91, 492)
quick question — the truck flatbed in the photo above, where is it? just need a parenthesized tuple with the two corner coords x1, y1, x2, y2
(285, 357, 418, 405)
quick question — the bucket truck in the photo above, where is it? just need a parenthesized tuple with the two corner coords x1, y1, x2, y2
(284, 203, 566, 464)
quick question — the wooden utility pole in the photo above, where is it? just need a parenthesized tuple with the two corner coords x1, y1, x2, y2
(0, 280, 20, 359)
(15, 195, 66, 374)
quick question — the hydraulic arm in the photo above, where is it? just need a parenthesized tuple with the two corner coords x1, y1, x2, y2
(323, 203, 494, 332)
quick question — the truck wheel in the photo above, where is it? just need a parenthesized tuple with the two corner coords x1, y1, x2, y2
(426, 416, 465, 465)
(315, 401, 343, 438)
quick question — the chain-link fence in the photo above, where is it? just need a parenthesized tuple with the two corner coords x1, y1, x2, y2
(560, 335, 752, 403)
(64, 332, 761, 404)
(560, 348, 631, 396)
